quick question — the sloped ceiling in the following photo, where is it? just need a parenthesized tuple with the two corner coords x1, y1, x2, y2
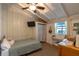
(36, 3, 79, 21)
(8, 3, 79, 22)
(62, 3, 79, 16)
(43, 3, 67, 19)
(36, 3, 67, 20)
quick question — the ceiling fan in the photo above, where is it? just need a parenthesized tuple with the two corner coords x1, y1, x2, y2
(18, 3, 45, 13)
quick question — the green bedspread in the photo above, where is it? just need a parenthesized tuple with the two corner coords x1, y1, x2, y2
(9, 39, 42, 56)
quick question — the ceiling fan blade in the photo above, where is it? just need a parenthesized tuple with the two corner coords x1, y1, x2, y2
(22, 7, 29, 10)
(35, 3, 38, 5)
(27, 3, 30, 4)
(36, 6, 45, 10)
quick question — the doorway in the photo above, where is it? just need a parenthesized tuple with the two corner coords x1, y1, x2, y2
(36, 23, 46, 42)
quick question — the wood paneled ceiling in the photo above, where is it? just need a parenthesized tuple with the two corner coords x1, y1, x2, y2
(35, 3, 79, 21)
(5, 3, 79, 22)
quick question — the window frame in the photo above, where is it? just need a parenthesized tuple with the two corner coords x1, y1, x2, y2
(55, 21, 67, 35)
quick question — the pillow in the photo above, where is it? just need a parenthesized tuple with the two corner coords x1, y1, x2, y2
(8, 40, 15, 46)
(58, 39, 69, 46)
(1, 38, 11, 50)
(58, 39, 73, 46)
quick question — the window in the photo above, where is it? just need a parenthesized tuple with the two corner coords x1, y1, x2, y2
(55, 21, 67, 35)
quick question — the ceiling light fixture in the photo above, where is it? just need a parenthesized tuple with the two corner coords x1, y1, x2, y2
(29, 5, 36, 11)
(18, 3, 45, 13)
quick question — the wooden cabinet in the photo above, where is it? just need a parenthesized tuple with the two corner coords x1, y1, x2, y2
(59, 45, 79, 56)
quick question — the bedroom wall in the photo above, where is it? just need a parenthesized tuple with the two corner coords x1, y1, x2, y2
(0, 4, 1, 40)
(69, 15, 79, 36)
(46, 14, 79, 44)
(0, 4, 3, 40)
(1, 4, 41, 41)
(46, 18, 69, 44)
(46, 23, 54, 44)
(67, 15, 79, 46)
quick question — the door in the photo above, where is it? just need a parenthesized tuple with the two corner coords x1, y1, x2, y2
(37, 24, 46, 42)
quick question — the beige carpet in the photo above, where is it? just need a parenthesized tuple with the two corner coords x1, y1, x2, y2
(27, 43, 59, 56)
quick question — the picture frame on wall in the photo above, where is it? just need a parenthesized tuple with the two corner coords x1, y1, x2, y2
(74, 23, 79, 27)
(77, 31, 79, 34)
(73, 23, 79, 34)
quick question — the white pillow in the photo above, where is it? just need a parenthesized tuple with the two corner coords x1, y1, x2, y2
(1, 38, 11, 50)
(8, 40, 15, 46)
(62, 39, 69, 43)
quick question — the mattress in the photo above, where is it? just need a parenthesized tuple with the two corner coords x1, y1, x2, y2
(9, 39, 42, 56)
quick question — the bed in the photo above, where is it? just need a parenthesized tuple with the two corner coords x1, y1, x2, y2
(1, 39, 42, 56)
